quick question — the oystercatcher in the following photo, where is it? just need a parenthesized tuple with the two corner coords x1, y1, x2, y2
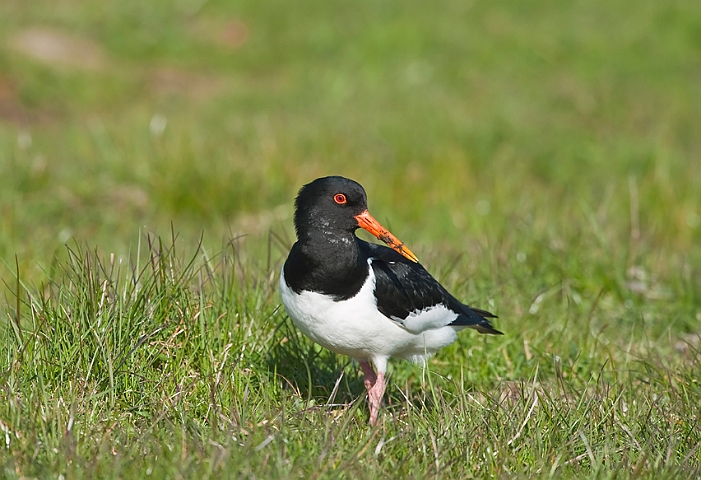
(280, 176, 501, 425)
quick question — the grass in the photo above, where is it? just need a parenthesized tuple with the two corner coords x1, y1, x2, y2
(1, 0, 700, 477)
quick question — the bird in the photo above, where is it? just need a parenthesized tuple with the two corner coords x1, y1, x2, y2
(279, 176, 501, 425)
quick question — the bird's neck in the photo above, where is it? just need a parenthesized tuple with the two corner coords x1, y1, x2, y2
(298, 228, 356, 251)
(284, 231, 369, 299)
(297, 229, 362, 272)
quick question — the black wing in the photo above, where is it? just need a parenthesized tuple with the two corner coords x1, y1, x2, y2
(358, 241, 502, 335)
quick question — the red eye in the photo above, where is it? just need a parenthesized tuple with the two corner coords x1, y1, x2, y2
(334, 193, 347, 204)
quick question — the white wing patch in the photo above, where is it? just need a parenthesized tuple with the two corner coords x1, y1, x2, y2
(393, 304, 458, 334)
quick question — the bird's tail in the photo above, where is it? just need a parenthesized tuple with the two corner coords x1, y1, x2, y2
(451, 306, 503, 335)
(469, 321, 503, 335)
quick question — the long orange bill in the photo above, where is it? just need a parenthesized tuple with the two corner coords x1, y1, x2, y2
(354, 210, 419, 263)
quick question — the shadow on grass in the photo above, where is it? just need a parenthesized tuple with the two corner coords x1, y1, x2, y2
(265, 315, 499, 422)
(266, 315, 366, 406)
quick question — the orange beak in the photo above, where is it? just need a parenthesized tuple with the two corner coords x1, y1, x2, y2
(354, 210, 419, 263)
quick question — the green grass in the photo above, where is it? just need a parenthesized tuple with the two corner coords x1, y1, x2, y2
(1, 0, 700, 477)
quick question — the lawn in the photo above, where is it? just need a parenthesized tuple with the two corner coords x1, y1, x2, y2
(1, 0, 700, 478)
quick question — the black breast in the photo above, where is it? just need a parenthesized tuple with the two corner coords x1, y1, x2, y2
(283, 241, 369, 301)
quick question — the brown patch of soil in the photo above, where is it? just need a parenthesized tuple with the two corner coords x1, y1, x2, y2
(149, 68, 230, 101)
(219, 20, 249, 50)
(0, 76, 29, 125)
(188, 17, 249, 51)
(0, 75, 55, 126)
(10, 27, 106, 70)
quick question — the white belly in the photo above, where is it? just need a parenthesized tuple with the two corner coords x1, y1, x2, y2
(279, 264, 459, 369)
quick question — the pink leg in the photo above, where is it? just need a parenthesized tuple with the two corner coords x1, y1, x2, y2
(360, 361, 377, 391)
(367, 371, 386, 426)
(359, 361, 385, 426)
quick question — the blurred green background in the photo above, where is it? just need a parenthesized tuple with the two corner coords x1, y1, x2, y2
(2, 0, 699, 268)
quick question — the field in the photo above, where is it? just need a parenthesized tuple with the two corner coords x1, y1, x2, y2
(1, 0, 700, 478)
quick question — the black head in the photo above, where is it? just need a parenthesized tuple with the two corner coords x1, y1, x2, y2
(292, 176, 419, 262)
(293, 176, 368, 238)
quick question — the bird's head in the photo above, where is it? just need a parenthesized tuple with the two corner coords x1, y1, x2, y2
(293, 176, 418, 263)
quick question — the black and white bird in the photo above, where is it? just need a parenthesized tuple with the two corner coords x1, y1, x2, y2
(279, 176, 501, 425)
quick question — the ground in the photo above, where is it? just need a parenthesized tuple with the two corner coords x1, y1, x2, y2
(0, 0, 700, 478)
